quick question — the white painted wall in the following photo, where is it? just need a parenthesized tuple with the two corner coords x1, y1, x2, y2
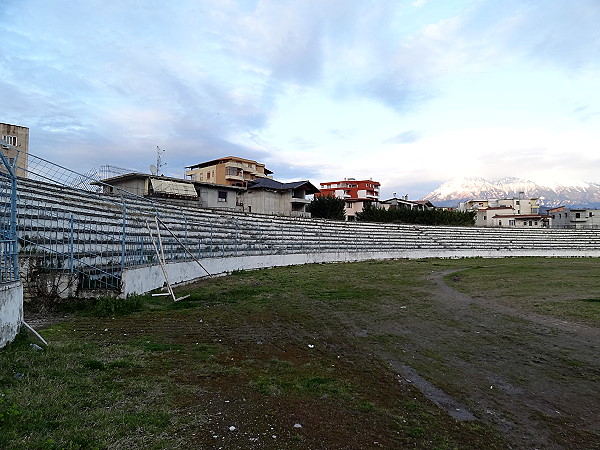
(121, 247, 600, 297)
(0, 282, 23, 349)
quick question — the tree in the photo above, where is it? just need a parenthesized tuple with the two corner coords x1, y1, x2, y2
(356, 203, 475, 226)
(308, 195, 346, 220)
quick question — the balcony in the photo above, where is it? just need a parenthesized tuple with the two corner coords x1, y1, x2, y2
(290, 197, 310, 204)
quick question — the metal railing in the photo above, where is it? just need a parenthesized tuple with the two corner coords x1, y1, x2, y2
(0, 142, 19, 283)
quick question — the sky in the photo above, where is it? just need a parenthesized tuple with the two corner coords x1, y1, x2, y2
(2, 0, 600, 199)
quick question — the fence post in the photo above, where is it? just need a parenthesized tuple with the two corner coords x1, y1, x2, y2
(10, 171, 18, 280)
(69, 214, 74, 273)
(121, 206, 127, 272)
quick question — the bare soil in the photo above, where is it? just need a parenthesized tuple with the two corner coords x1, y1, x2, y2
(21, 262, 600, 449)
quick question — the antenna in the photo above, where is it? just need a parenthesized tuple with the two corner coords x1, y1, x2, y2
(156, 146, 166, 174)
(150, 164, 158, 175)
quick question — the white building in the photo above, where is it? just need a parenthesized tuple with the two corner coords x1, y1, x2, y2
(549, 207, 600, 229)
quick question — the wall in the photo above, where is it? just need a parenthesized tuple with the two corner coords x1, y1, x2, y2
(196, 184, 240, 210)
(121, 246, 600, 297)
(242, 189, 292, 215)
(0, 123, 29, 178)
(0, 282, 23, 348)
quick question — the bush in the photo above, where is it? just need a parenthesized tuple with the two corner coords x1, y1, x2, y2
(308, 196, 346, 220)
(356, 204, 475, 226)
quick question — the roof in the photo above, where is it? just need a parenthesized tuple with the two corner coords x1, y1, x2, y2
(491, 214, 549, 219)
(96, 172, 243, 190)
(320, 179, 380, 186)
(480, 206, 514, 211)
(150, 178, 197, 197)
(185, 156, 273, 174)
(247, 178, 319, 194)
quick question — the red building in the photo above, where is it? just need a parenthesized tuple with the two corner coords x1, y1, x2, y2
(315, 178, 380, 221)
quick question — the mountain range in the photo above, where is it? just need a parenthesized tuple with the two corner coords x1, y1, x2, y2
(423, 177, 600, 209)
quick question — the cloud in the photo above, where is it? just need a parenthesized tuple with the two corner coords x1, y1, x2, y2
(384, 131, 421, 144)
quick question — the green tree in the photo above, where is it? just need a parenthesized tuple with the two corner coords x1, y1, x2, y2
(308, 195, 346, 220)
(356, 203, 475, 226)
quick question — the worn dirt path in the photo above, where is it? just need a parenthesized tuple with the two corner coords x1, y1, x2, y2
(336, 269, 600, 449)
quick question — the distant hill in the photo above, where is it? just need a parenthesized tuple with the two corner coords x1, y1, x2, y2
(423, 177, 600, 209)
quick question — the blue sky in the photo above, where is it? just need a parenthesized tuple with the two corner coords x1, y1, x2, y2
(2, 0, 600, 199)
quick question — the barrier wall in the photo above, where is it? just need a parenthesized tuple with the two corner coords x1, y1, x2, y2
(121, 247, 600, 296)
(0, 282, 23, 348)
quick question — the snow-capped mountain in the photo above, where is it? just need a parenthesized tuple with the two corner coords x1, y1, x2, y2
(423, 177, 600, 208)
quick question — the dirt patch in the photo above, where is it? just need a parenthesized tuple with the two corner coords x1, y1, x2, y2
(10, 259, 600, 449)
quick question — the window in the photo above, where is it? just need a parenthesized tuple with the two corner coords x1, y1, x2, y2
(498, 220, 502, 226)
(2, 135, 17, 146)
(218, 191, 227, 202)
(589, 212, 593, 217)
(207, 172, 210, 180)
(529, 221, 533, 226)
(509, 220, 516, 226)
(576, 212, 581, 218)
(535, 221, 538, 225)
(345, 202, 353, 208)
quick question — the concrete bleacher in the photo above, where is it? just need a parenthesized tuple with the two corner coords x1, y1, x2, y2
(8, 176, 600, 296)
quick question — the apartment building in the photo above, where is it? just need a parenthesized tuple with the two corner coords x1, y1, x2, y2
(549, 207, 600, 229)
(316, 178, 380, 221)
(185, 156, 272, 187)
(1, 122, 29, 178)
(459, 197, 539, 215)
(460, 196, 546, 227)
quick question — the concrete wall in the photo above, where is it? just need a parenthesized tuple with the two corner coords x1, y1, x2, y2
(242, 189, 293, 216)
(121, 247, 600, 297)
(0, 282, 23, 348)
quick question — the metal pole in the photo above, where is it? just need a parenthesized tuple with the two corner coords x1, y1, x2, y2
(121, 206, 127, 272)
(69, 214, 74, 273)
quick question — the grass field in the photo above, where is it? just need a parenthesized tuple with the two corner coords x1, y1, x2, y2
(1, 257, 600, 449)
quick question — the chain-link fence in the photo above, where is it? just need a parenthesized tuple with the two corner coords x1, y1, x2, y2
(0, 142, 19, 284)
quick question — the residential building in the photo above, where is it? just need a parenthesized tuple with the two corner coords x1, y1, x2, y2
(475, 206, 515, 227)
(459, 197, 539, 215)
(460, 196, 545, 227)
(380, 196, 435, 211)
(316, 178, 380, 221)
(549, 207, 600, 229)
(185, 156, 272, 187)
(490, 213, 549, 228)
(1, 122, 29, 178)
(96, 172, 243, 210)
(242, 178, 319, 217)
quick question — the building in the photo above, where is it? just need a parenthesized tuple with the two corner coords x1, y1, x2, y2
(459, 197, 540, 215)
(242, 178, 319, 217)
(460, 196, 546, 227)
(185, 156, 272, 187)
(316, 178, 380, 221)
(489, 213, 550, 228)
(1, 122, 29, 178)
(96, 172, 243, 210)
(549, 207, 600, 229)
(380, 196, 435, 211)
